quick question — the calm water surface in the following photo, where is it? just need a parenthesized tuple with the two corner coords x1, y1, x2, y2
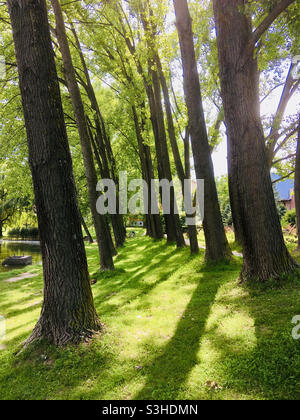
(0, 240, 42, 272)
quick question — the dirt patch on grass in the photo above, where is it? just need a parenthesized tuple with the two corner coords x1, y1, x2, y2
(4, 273, 38, 283)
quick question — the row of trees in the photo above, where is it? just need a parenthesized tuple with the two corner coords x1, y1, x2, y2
(2, 0, 299, 346)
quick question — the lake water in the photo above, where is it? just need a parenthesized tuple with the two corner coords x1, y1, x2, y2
(0, 240, 42, 272)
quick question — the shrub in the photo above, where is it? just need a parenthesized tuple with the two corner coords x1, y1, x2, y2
(27, 227, 39, 238)
(221, 203, 233, 226)
(282, 209, 296, 227)
(7, 227, 20, 237)
(7, 226, 39, 239)
(277, 203, 287, 220)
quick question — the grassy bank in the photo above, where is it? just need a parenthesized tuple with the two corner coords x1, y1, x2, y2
(0, 230, 299, 400)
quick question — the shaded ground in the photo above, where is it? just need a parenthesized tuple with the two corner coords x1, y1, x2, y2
(0, 230, 299, 400)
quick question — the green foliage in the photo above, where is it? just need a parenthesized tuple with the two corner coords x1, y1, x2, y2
(0, 235, 299, 400)
(221, 203, 233, 227)
(216, 176, 232, 226)
(282, 209, 296, 227)
(7, 226, 39, 239)
(0, 0, 297, 226)
(0, 0, 299, 401)
(277, 203, 287, 220)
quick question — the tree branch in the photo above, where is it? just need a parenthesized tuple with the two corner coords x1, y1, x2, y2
(260, 82, 284, 104)
(252, 0, 295, 44)
(266, 61, 298, 163)
(273, 127, 298, 157)
(272, 171, 295, 184)
(273, 153, 296, 166)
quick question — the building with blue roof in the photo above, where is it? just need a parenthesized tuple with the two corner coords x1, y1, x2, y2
(272, 173, 295, 210)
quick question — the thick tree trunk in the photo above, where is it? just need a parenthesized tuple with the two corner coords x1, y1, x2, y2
(51, 0, 115, 270)
(213, 0, 297, 281)
(228, 151, 243, 246)
(174, 0, 231, 262)
(0, 221, 3, 238)
(7, 0, 101, 346)
(295, 122, 300, 249)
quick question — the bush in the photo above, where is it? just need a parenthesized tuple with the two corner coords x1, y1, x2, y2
(7, 226, 39, 239)
(282, 209, 296, 227)
(7, 227, 20, 237)
(221, 203, 233, 226)
(26, 227, 39, 238)
(277, 203, 287, 220)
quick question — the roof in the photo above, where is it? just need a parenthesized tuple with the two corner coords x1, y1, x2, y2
(271, 173, 294, 201)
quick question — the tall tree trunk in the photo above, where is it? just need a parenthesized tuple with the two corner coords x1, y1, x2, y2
(7, 0, 101, 346)
(0, 221, 3, 238)
(142, 1, 197, 251)
(150, 68, 186, 248)
(71, 25, 126, 248)
(86, 119, 119, 254)
(174, 0, 231, 262)
(157, 60, 199, 254)
(139, 9, 185, 248)
(184, 127, 190, 180)
(79, 211, 93, 244)
(213, 0, 297, 281)
(295, 121, 300, 250)
(122, 10, 184, 247)
(132, 105, 164, 240)
(50, 0, 115, 270)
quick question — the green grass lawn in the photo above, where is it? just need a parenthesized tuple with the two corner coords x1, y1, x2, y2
(0, 230, 299, 400)
(197, 229, 242, 254)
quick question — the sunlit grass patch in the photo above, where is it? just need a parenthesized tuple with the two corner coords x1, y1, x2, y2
(0, 232, 299, 400)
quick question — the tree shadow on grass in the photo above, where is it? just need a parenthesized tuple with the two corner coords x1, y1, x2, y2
(92, 238, 193, 317)
(204, 278, 300, 400)
(2, 235, 299, 400)
(133, 262, 230, 400)
(0, 236, 194, 399)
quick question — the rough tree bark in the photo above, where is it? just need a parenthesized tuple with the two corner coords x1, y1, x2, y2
(174, 0, 231, 262)
(7, 0, 101, 346)
(213, 0, 297, 281)
(50, 0, 115, 270)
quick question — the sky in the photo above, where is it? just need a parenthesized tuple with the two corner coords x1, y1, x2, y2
(211, 81, 299, 179)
